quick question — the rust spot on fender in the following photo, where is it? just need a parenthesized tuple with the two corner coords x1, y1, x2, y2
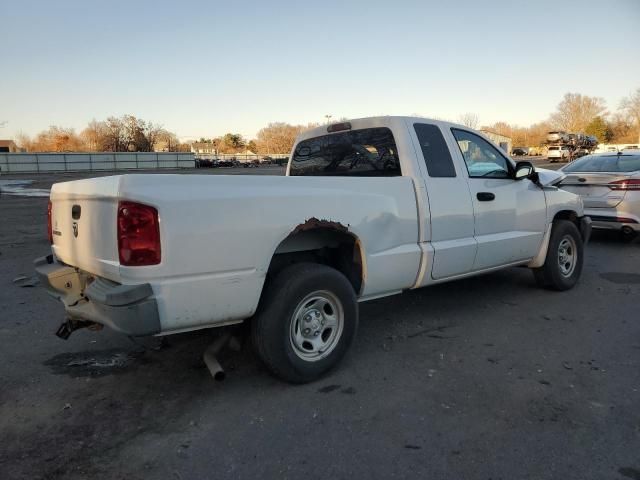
(293, 217, 349, 234)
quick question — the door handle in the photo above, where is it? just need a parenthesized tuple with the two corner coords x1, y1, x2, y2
(477, 192, 495, 201)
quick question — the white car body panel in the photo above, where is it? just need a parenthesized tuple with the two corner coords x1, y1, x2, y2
(559, 157, 640, 232)
(46, 116, 587, 334)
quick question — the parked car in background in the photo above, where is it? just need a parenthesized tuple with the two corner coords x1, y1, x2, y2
(547, 131, 569, 143)
(560, 152, 640, 240)
(548, 146, 571, 162)
(512, 148, 528, 156)
(196, 158, 214, 168)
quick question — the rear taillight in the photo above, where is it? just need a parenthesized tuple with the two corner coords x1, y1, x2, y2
(610, 179, 640, 190)
(117, 201, 161, 266)
(47, 200, 53, 244)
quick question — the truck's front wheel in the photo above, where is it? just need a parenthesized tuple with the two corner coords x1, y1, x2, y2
(251, 263, 358, 383)
(533, 220, 584, 291)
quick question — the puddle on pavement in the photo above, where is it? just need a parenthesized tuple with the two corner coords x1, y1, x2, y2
(599, 272, 640, 285)
(0, 179, 51, 197)
(44, 349, 148, 377)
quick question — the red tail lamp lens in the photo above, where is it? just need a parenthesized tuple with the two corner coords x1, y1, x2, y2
(117, 201, 161, 266)
(610, 179, 640, 190)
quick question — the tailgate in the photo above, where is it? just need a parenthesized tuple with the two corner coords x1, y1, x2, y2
(560, 173, 630, 208)
(50, 176, 122, 281)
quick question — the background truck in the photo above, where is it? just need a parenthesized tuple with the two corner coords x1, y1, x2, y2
(36, 116, 591, 383)
(546, 130, 598, 162)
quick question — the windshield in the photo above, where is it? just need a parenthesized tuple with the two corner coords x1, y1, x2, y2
(563, 154, 640, 173)
(290, 127, 401, 177)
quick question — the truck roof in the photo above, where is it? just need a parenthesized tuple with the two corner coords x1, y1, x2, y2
(296, 116, 466, 143)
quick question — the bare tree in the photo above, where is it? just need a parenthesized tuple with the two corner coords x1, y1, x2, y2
(214, 133, 246, 154)
(484, 121, 512, 137)
(156, 129, 179, 151)
(255, 122, 305, 154)
(609, 112, 637, 143)
(80, 119, 107, 151)
(144, 122, 164, 151)
(458, 112, 479, 129)
(14, 132, 33, 151)
(102, 116, 125, 152)
(549, 93, 607, 132)
(620, 88, 640, 143)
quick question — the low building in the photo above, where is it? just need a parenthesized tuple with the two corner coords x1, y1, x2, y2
(479, 130, 512, 155)
(0, 140, 19, 153)
(594, 143, 640, 153)
(191, 142, 217, 155)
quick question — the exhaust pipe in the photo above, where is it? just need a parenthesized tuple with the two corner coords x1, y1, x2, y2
(203, 332, 232, 381)
(621, 226, 635, 236)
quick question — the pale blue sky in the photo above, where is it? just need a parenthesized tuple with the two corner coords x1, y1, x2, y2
(1, 0, 639, 141)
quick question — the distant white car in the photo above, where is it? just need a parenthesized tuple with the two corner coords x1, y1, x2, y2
(560, 152, 640, 239)
(548, 145, 571, 162)
(547, 131, 569, 143)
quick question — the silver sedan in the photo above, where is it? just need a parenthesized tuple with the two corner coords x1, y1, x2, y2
(559, 152, 640, 240)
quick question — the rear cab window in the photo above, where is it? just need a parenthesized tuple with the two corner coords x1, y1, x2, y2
(289, 128, 401, 176)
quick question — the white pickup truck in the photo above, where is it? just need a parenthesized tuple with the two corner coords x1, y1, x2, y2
(36, 116, 591, 383)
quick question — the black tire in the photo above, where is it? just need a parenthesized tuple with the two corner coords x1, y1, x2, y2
(620, 229, 638, 243)
(533, 220, 584, 291)
(251, 263, 358, 384)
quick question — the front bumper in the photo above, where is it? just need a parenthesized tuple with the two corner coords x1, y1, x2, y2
(34, 255, 161, 337)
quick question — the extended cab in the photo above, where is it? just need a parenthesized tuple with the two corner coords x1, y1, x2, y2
(36, 117, 591, 383)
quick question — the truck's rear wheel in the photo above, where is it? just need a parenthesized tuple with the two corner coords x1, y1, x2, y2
(533, 220, 583, 291)
(251, 263, 358, 383)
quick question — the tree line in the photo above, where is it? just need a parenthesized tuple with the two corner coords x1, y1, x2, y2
(459, 88, 640, 147)
(13, 88, 640, 154)
(16, 115, 187, 153)
(193, 122, 322, 155)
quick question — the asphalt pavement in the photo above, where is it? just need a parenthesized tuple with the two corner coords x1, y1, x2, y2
(1, 163, 639, 480)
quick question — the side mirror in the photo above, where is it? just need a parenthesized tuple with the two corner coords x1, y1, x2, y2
(515, 161, 535, 180)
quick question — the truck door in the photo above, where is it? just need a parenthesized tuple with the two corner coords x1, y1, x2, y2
(410, 123, 477, 279)
(449, 128, 547, 270)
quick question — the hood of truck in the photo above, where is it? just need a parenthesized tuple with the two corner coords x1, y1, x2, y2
(535, 168, 566, 187)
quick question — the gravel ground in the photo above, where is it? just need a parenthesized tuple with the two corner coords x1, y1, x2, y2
(1, 165, 639, 480)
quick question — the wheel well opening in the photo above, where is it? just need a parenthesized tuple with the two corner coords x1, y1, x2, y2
(553, 210, 578, 223)
(267, 223, 364, 295)
(553, 210, 587, 239)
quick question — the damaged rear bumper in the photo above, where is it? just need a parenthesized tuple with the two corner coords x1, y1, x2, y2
(34, 255, 161, 337)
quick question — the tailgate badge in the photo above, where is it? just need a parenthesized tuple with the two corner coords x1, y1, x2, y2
(73, 222, 79, 238)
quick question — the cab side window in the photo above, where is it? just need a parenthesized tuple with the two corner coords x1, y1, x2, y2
(451, 129, 511, 179)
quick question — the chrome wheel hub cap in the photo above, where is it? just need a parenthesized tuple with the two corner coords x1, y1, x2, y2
(290, 291, 344, 362)
(557, 235, 577, 277)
